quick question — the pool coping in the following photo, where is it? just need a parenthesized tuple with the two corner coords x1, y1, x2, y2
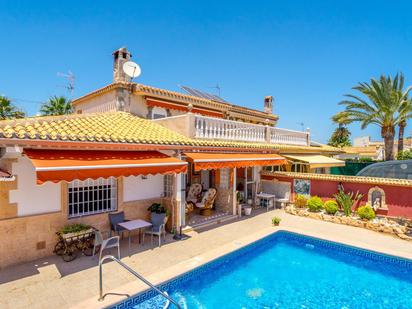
(73, 224, 412, 309)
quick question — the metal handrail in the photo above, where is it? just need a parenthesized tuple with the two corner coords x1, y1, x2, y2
(98, 255, 181, 308)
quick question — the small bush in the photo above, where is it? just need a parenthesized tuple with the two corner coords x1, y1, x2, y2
(334, 190, 362, 217)
(324, 200, 339, 215)
(294, 194, 308, 208)
(60, 223, 91, 234)
(357, 204, 375, 221)
(272, 217, 281, 226)
(147, 203, 169, 215)
(307, 196, 324, 212)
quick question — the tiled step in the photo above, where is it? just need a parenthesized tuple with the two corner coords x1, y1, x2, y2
(182, 214, 238, 233)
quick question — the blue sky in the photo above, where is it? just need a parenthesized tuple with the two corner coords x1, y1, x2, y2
(1, 1, 412, 143)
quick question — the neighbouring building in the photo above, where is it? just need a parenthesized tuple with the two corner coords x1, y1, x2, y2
(0, 47, 344, 268)
(340, 135, 412, 161)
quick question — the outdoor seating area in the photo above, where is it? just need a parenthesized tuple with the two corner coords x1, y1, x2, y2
(185, 183, 218, 217)
(54, 208, 173, 263)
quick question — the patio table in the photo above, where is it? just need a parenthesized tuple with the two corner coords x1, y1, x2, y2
(118, 219, 152, 252)
(256, 193, 276, 211)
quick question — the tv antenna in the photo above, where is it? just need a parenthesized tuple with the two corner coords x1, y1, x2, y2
(208, 83, 221, 97)
(57, 71, 75, 95)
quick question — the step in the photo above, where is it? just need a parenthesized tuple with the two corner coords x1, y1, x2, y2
(182, 214, 238, 233)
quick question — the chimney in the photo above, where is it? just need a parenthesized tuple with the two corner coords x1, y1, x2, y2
(112, 47, 132, 82)
(264, 96, 273, 114)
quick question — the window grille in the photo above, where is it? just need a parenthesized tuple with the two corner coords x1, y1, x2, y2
(68, 178, 117, 218)
(164, 174, 174, 197)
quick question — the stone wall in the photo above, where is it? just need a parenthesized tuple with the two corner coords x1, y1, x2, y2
(262, 172, 412, 219)
(0, 178, 17, 219)
(214, 188, 233, 214)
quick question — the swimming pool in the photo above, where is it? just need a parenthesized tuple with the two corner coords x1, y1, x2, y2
(108, 231, 412, 308)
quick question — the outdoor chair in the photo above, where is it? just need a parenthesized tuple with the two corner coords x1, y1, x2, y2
(187, 183, 203, 204)
(186, 183, 203, 214)
(144, 223, 166, 247)
(92, 230, 120, 261)
(195, 188, 217, 216)
(275, 191, 291, 208)
(108, 211, 130, 238)
(259, 180, 291, 208)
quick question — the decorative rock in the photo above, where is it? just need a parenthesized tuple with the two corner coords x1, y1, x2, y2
(285, 205, 411, 241)
(397, 233, 409, 240)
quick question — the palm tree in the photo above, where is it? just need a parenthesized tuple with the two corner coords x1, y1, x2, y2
(397, 98, 412, 153)
(333, 74, 412, 161)
(328, 114, 352, 147)
(40, 96, 72, 116)
(0, 96, 25, 120)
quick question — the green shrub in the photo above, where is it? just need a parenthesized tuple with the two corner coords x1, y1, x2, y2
(324, 200, 339, 215)
(147, 203, 169, 215)
(307, 196, 324, 212)
(334, 190, 363, 217)
(60, 223, 91, 234)
(294, 194, 308, 208)
(357, 204, 375, 221)
(272, 217, 281, 226)
(397, 149, 412, 160)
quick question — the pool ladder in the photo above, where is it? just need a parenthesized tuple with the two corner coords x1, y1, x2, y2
(98, 255, 181, 308)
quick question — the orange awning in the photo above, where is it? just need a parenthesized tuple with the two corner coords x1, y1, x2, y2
(25, 149, 187, 184)
(184, 152, 287, 171)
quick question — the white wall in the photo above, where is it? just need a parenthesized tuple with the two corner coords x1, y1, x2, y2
(74, 91, 117, 114)
(123, 174, 164, 201)
(9, 156, 61, 216)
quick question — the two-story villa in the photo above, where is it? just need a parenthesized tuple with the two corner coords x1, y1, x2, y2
(0, 47, 343, 267)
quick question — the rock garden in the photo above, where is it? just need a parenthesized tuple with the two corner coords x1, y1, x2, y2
(285, 191, 412, 241)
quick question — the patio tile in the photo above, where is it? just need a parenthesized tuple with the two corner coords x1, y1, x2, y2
(2, 210, 412, 309)
(6, 293, 31, 308)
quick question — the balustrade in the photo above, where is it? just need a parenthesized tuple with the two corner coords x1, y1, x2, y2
(194, 115, 309, 145)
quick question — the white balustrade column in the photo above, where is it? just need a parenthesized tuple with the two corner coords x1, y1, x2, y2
(233, 167, 237, 216)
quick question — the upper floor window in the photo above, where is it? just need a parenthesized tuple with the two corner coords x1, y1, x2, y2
(68, 178, 117, 218)
(152, 106, 167, 119)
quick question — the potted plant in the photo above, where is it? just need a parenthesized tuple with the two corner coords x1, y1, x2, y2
(147, 203, 170, 226)
(59, 223, 93, 240)
(272, 216, 281, 226)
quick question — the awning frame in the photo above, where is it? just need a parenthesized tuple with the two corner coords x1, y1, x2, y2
(25, 149, 187, 184)
(185, 152, 288, 171)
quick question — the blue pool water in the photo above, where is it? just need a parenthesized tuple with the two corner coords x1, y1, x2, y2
(109, 231, 412, 308)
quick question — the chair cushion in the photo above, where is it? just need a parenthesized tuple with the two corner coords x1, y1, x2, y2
(187, 183, 203, 202)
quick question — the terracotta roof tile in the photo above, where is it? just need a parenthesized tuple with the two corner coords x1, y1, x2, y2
(263, 171, 412, 187)
(0, 112, 340, 153)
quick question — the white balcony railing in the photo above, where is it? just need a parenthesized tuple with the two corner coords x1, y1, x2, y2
(193, 115, 309, 146)
(269, 127, 309, 146)
(195, 116, 266, 142)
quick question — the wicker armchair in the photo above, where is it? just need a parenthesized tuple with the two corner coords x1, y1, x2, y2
(186, 183, 203, 214)
(195, 188, 217, 216)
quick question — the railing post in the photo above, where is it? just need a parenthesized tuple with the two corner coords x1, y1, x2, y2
(265, 119, 271, 143)
(99, 257, 103, 301)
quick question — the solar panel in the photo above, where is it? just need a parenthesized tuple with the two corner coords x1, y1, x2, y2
(180, 85, 227, 103)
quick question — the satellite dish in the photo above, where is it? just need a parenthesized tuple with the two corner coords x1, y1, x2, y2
(122, 61, 141, 79)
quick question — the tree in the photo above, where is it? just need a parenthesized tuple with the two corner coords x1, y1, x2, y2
(397, 98, 412, 153)
(397, 149, 412, 160)
(328, 117, 352, 148)
(0, 96, 25, 120)
(333, 73, 412, 161)
(40, 96, 72, 116)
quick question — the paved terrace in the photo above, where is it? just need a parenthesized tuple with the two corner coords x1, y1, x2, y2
(1, 210, 412, 309)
